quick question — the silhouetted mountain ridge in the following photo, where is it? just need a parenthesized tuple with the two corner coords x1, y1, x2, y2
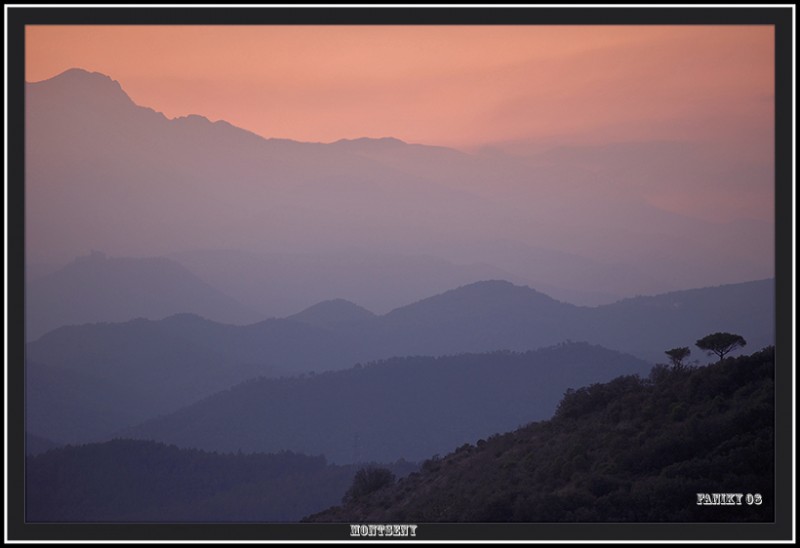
(32, 68, 135, 108)
(26, 278, 772, 445)
(169, 248, 532, 317)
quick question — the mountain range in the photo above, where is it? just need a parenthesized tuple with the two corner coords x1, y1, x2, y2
(26, 277, 773, 446)
(27, 249, 629, 342)
(26, 68, 773, 307)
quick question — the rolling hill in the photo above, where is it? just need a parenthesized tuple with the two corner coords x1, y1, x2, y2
(120, 343, 652, 464)
(26, 251, 260, 341)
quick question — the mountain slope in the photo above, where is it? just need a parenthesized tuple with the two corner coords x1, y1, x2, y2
(121, 343, 652, 464)
(305, 347, 775, 522)
(26, 251, 260, 341)
(26, 439, 417, 522)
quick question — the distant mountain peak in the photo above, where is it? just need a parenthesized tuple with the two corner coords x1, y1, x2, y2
(47, 67, 119, 85)
(31, 67, 132, 104)
(438, 279, 555, 301)
(288, 298, 376, 328)
(26, 68, 136, 115)
(383, 279, 568, 324)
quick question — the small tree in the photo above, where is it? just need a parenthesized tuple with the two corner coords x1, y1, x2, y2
(343, 466, 395, 503)
(696, 332, 747, 363)
(665, 347, 691, 370)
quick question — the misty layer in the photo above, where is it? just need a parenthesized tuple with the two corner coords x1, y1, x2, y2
(26, 69, 773, 311)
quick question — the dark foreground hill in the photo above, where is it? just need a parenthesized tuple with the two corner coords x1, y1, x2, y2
(26, 439, 416, 522)
(121, 343, 651, 464)
(305, 347, 775, 522)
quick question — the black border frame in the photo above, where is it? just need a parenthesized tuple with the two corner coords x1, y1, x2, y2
(5, 5, 794, 542)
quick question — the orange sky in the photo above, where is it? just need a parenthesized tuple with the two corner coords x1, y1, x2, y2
(26, 25, 774, 154)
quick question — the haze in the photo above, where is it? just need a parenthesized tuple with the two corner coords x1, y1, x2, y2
(25, 25, 775, 319)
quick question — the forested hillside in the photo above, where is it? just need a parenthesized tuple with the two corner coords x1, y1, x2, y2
(306, 347, 774, 522)
(26, 439, 416, 522)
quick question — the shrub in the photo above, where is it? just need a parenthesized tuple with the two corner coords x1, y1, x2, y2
(342, 466, 395, 503)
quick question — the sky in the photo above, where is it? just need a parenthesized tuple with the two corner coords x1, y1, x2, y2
(26, 25, 774, 157)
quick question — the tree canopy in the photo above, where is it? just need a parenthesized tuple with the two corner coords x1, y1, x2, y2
(696, 332, 746, 362)
(664, 347, 691, 370)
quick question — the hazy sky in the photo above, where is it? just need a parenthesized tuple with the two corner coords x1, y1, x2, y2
(25, 23, 776, 307)
(26, 25, 774, 156)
